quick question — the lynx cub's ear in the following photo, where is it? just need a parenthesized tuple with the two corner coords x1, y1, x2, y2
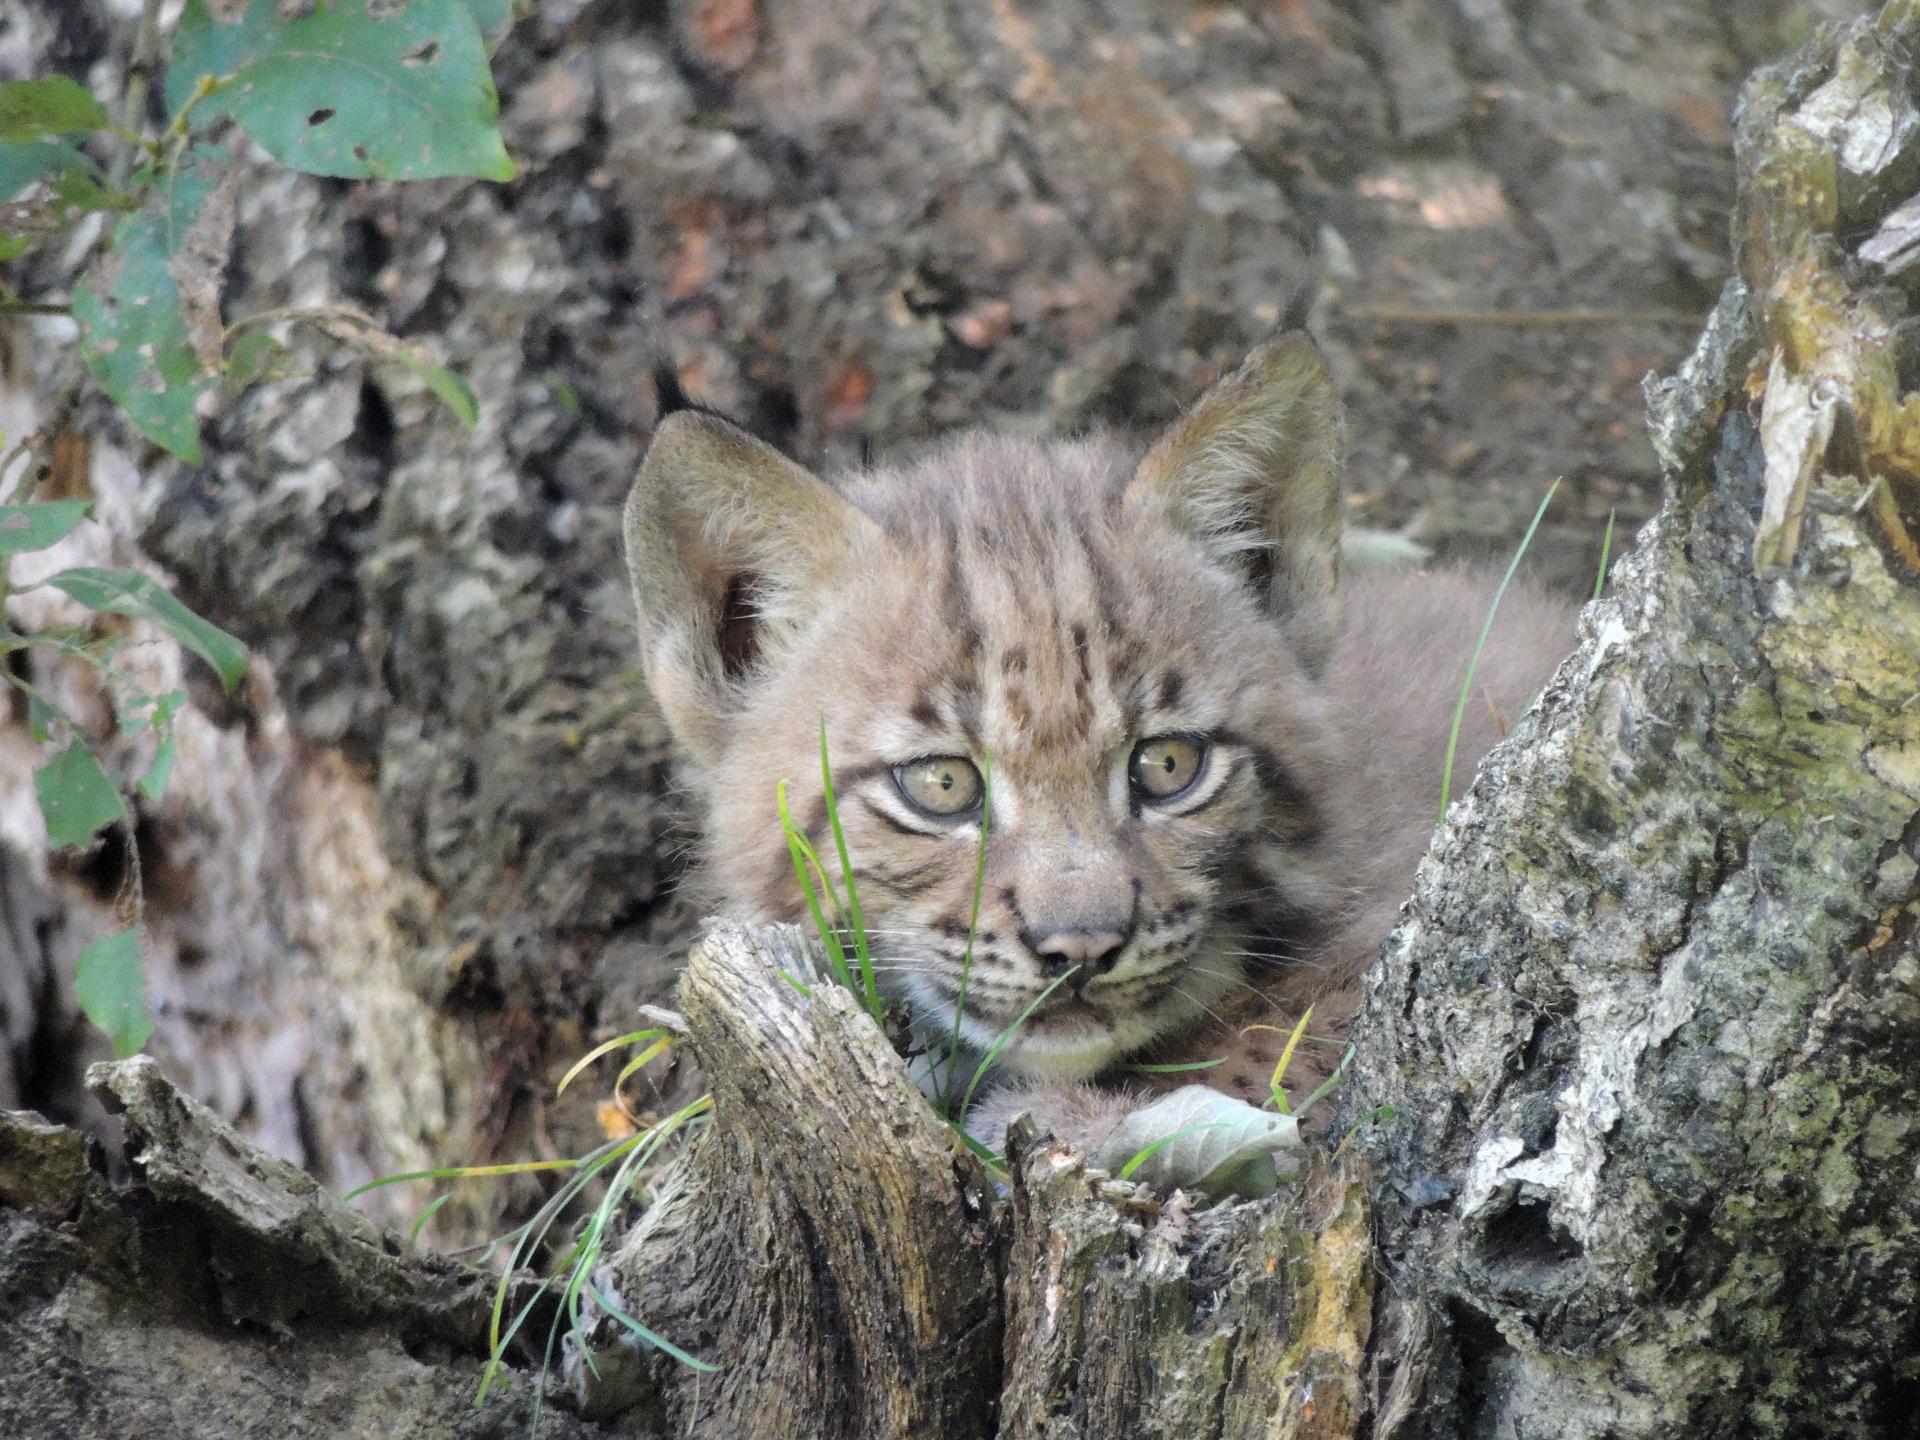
(1128, 331, 1345, 672)
(623, 412, 878, 767)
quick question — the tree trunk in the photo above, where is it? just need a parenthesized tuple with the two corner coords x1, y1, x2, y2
(5, 1, 1920, 1436)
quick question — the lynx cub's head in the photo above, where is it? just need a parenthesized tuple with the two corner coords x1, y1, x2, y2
(625, 335, 1345, 1081)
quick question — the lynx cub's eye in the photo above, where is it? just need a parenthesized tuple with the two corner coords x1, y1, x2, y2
(1131, 735, 1207, 802)
(893, 756, 984, 817)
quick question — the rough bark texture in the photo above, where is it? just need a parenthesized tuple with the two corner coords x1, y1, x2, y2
(4, 1, 1920, 1438)
(0, 1056, 616, 1438)
(1351, 11, 1920, 1433)
(578, 924, 1002, 1438)
(0, 0, 1847, 1223)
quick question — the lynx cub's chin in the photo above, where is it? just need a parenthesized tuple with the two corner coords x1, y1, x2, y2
(624, 333, 1575, 1183)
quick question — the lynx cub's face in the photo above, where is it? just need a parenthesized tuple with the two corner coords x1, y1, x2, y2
(626, 336, 1346, 1081)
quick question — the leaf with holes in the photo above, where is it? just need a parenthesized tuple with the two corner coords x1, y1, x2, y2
(0, 500, 88, 556)
(34, 739, 126, 849)
(168, 0, 514, 182)
(71, 146, 229, 462)
(47, 567, 247, 692)
(0, 77, 110, 140)
(75, 929, 153, 1058)
(1092, 1084, 1302, 1200)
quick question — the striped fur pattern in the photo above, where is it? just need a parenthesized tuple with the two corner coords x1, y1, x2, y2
(624, 335, 1576, 1148)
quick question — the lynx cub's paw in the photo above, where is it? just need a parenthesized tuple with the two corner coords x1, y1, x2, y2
(1091, 1085, 1302, 1200)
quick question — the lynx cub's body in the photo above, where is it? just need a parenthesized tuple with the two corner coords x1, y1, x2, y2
(625, 335, 1574, 1180)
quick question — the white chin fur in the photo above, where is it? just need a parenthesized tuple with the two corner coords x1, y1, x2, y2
(988, 1028, 1122, 1082)
(908, 957, 1241, 1085)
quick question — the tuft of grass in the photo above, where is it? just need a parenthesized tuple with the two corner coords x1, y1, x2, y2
(1594, 507, 1617, 600)
(556, 1028, 667, 1098)
(943, 747, 993, 1117)
(1438, 477, 1562, 828)
(818, 716, 879, 1015)
(351, 1032, 715, 1425)
(779, 777, 861, 1001)
(786, 728, 1016, 1147)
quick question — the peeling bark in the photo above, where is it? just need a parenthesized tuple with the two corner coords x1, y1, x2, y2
(0, 1058, 615, 1438)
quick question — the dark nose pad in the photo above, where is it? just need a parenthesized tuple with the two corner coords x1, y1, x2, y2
(1031, 924, 1132, 979)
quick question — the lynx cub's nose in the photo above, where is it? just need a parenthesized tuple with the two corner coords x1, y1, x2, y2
(1029, 925, 1133, 978)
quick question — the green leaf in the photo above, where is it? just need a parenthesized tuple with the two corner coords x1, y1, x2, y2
(34, 739, 126, 848)
(0, 500, 88, 556)
(0, 77, 110, 141)
(224, 329, 283, 386)
(168, 0, 515, 182)
(125, 688, 185, 736)
(1092, 1085, 1301, 1200)
(48, 166, 118, 213)
(0, 138, 97, 201)
(461, 0, 514, 43)
(25, 693, 59, 744)
(395, 348, 478, 427)
(72, 147, 229, 462)
(47, 567, 248, 692)
(75, 929, 154, 1059)
(129, 690, 182, 801)
(138, 731, 178, 802)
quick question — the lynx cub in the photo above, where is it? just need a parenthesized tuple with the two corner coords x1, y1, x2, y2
(624, 334, 1573, 1194)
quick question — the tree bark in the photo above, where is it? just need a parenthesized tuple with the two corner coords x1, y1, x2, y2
(5, 1, 1920, 1437)
(1, 1056, 617, 1438)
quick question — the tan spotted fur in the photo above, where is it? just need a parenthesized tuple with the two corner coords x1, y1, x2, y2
(623, 334, 1576, 1154)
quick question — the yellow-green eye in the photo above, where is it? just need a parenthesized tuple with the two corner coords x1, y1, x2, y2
(893, 756, 984, 817)
(1131, 735, 1207, 801)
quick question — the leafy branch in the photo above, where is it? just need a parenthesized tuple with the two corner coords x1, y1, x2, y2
(0, 0, 518, 1058)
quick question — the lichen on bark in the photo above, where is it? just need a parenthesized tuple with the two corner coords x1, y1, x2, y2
(1353, 7, 1920, 1433)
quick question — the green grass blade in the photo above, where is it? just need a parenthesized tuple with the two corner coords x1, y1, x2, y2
(1293, 1043, 1358, 1119)
(343, 1156, 585, 1200)
(779, 779, 854, 991)
(556, 1029, 663, 1097)
(1266, 1005, 1315, 1115)
(944, 746, 993, 1114)
(477, 1142, 636, 1403)
(613, 1038, 673, 1091)
(1594, 507, 1617, 600)
(1125, 1056, 1229, 1074)
(587, 1283, 719, 1373)
(408, 1192, 454, 1248)
(1438, 477, 1561, 828)
(949, 1122, 1008, 1174)
(959, 963, 1078, 1119)
(1117, 1122, 1233, 1181)
(819, 716, 879, 1016)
